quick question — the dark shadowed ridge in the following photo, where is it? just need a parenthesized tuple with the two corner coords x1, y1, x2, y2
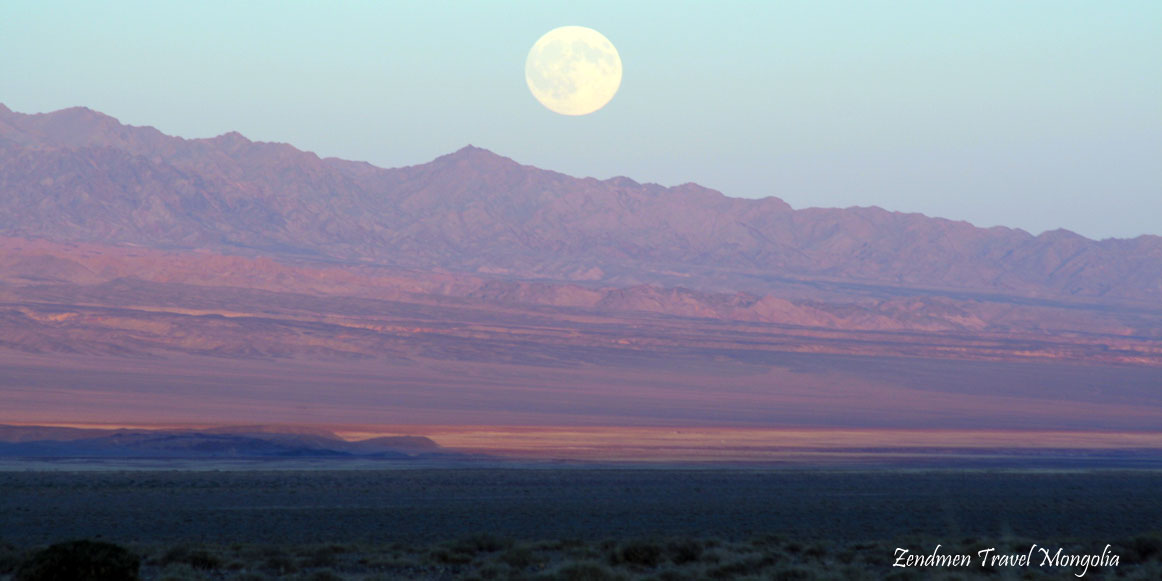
(1, 103, 1160, 302)
(0, 424, 446, 459)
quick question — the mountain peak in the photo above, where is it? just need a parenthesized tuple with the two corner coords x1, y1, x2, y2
(1037, 228, 1087, 242)
(45, 106, 122, 129)
(208, 131, 252, 147)
(435, 145, 519, 168)
(0, 104, 173, 153)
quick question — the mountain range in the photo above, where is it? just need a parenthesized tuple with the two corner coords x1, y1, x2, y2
(0, 424, 444, 459)
(1, 104, 1160, 431)
(4, 103, 1161, 301)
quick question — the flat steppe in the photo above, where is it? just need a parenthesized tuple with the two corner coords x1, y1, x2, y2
(2, 468, 1161, 579)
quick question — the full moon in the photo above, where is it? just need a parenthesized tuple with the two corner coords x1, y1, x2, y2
(525, 26, 622, 116)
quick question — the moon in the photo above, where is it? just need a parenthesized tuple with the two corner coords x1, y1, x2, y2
(525, 26, 622, 116)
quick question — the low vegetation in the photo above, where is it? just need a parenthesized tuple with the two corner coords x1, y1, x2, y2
(13, 540, 139, 581)
(2, 534, 1162, 580)
(3, 469, 1161, 579)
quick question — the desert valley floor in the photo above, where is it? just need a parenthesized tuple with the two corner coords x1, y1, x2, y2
(3, 467, 1162, 580)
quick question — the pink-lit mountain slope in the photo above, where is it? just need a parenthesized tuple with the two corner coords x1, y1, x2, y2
(2, 104, 1161, 430)
(2, 103, 1160, 304)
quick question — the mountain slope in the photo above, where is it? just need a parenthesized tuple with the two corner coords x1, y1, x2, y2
(2, 104, 1162, 430)
(2, 104, 1160, 303)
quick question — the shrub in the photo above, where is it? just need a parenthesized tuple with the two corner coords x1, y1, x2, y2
(698, 549, 724, 565)
(665, 539, 703, 564)
(157, 563, 209, 581)
(648, 569, 696, 581)
(160, 546, 222, 570)
(610, 540, 663, 568)
(750, 534, 785, 548)
(500, 545, 539, 568)
(232, 573, 272, 581)
(0, 542, 24, 575)
(1129, 535, 1162, 561)
(453, 533, 514, 554)
(802, 543, 826, 558)
(16, 539, 140, 581)
(297, 547, 338, 568)
(475, 562, 513, 579)
(429, 547, 473, 565)
(770, 565, 817, 581)
(706, 555, 771, 579)
(295, 570, 342, 581)
(542, 561, 625, 581)
(262, 554, 299, 575)
(536, 538, 586, 551)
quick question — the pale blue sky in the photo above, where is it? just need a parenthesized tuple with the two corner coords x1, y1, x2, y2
(2, 1, 1159, 239)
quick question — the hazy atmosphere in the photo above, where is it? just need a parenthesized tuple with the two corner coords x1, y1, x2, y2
(2, 0, 1159, 239)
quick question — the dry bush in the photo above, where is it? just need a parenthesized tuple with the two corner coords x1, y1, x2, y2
(428, 546, 474, 565)
(769, 564, 822, 580)
(159, 545, 222, 570)
(609, 539, 664, 568)
(232, 573, 273, 581)
(15, 539, 140, 581)
(499, 544, 541, 568)
(644, 568, 698, 581)
(540, 560, 627, 581)
(156, 563, 210, 581)
(1122, 561, 1162, 581)
(260, 552, 299, 575)
(0, 541, 24, 576)
(705, 554, 772, 579)
(1126, 535, 1162, 562)
(665, 539, 703, 564)
(296, 546, 339, 568)
(452, 533, 515, 554)
(291, 570, 342, 581)
(470, 561, 514, 580)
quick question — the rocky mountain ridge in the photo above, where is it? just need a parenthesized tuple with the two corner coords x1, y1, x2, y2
(2, 104, 1159, 304)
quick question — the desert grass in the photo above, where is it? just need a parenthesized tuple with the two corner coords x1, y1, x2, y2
(3, 533, 1161, 580)
(4, 469, 1161, 579)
